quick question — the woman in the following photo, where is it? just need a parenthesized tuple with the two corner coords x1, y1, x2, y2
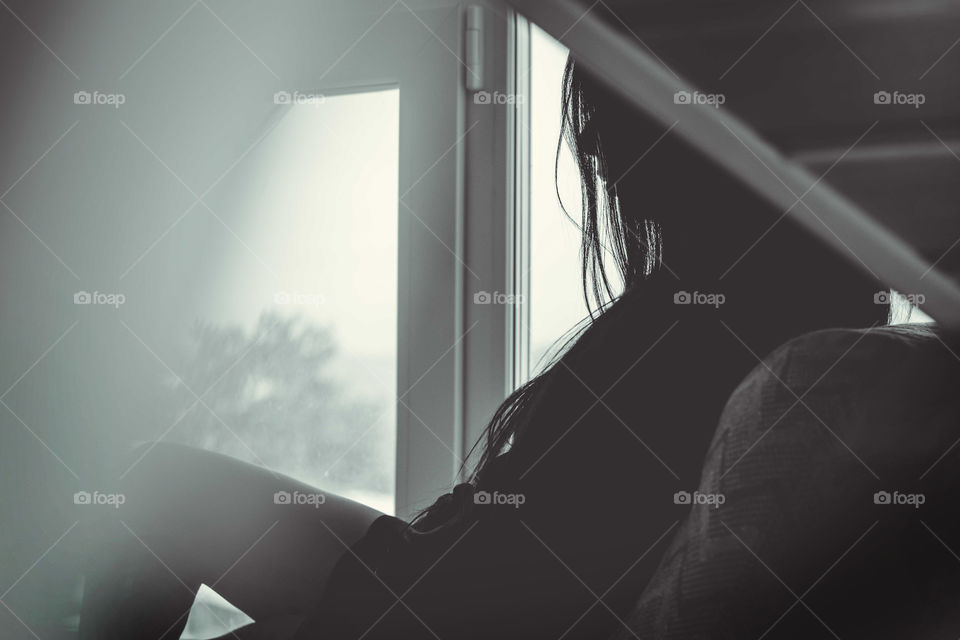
(288, 57, 889, 639)
(85, 56, 891, 639)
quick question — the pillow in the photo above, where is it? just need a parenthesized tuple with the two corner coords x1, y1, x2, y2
(613, 325, 960, 640)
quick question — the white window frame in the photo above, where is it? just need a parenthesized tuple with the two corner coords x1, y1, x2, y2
(313, 2, 527, 517)
(459, 6, 528, 477)
(307, 1, 486, 518)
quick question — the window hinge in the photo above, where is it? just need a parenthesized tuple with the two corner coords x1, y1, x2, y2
(465, 5, 485, 91)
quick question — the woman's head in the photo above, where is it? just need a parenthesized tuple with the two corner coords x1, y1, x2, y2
(561, 56, 887, 341)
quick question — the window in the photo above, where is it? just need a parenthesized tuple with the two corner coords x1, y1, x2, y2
(169, 89, 399, 514)
(526, 26, 587, 378)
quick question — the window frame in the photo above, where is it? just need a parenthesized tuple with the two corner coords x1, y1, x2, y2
(306, 1, 483, 518)
(304, 3, 528, 515)
(459, 6, 528, 476)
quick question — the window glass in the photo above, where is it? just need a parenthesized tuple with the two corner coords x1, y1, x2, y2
(170, 89, 399, 514)
(529, 26, 588, 375)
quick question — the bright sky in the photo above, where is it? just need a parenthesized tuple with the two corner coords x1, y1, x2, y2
(529, 25, 590, 370)
(203, 88, 400, 360)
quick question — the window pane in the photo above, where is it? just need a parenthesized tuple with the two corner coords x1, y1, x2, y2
(170, 88, 399, 514)
(529, 27, 586, 374)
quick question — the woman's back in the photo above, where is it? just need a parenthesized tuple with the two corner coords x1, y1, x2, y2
(296, 281, 771, 639)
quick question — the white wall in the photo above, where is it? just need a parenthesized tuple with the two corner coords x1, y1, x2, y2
(0, 1, 462, 635)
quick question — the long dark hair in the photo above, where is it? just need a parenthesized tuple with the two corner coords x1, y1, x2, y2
(465, 57, 663, 486)
(560, 59, 662, 313)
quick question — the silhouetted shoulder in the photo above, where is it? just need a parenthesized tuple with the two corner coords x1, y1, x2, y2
(617, 324, 960, 640)
(737, 324, 942, 395)
(712, 323, 959, 484)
